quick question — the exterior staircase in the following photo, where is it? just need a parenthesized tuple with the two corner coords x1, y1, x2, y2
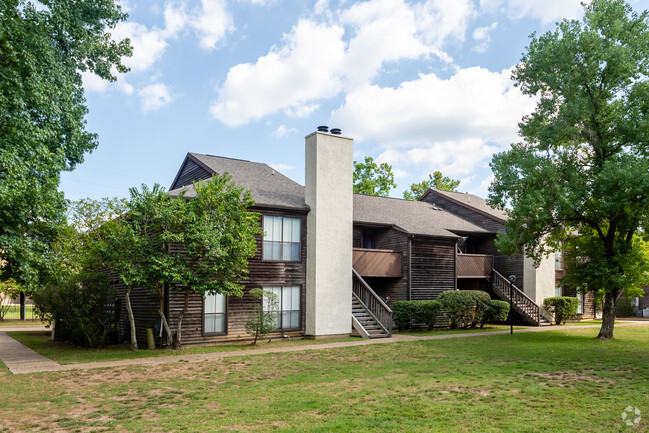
(351, 269, 393, 338)
(492, 269, 552, 326)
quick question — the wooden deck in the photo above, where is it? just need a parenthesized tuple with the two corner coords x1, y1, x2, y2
(352, 248, 402, 278)
(456, 254, 493, 278)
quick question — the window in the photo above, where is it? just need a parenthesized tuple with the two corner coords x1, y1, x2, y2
(555, 246, 563, 270)
(204, 293, 226, 334)
(576, 293, 584, 315)
(555, 286, 562, 297)
(263, 216, 301, 261)
(263, 286, 300, 329)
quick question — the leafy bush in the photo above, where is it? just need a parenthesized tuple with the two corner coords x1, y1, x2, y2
(32, 272, 117, 348)
(480, 300, 510, 327)
(393, 301, 442, 330)
(438, 290, 492, 328)
(543, 296, 579, 325)
(616, 295, 635, 317)
(245, 288, 278, 345)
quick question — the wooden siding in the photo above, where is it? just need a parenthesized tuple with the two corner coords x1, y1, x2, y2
(165, 209, 307, 345)
(353, 248, 402, 277)
(457, 254, 493, 278)
(171, 158, 213, 190)
(353, 226, 410, 305)
(410, 238, 456, 300)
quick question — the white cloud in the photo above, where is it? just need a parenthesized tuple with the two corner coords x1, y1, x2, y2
(138, 83, 173, 112)
(330, 66, 535, 147)
(480, 0, 587, 25)
(210, 0, 475, 125)
(210, 19, 347, 125)
(472, 22, 497, 53)
(269, 162, 295, 171)
(190, 0, 235, 50)
(272, 124, 298, 139)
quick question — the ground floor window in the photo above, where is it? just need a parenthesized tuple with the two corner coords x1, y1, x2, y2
(263, 286, 300, 329)
(205, 293, 226, 334)
(576, 293, 584, 315)
(555, 286, 562, 297)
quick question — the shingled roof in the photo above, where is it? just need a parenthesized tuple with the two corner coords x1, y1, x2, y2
(168, 153, 307, 211)
(420, 189, 508, 223)
(353, 194, 491, 238)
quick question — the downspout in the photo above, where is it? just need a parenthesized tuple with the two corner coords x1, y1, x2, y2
(454, 238, 458, 290)
(408, 235, 413, 301)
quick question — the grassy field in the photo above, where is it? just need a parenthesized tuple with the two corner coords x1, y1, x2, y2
(7, 331, 359, 364)
(399, 324, 527, 336)
(1, 325, 648, 432)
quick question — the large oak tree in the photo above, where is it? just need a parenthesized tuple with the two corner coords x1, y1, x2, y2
(489, 0, 649, 339)
(0, 1, 131, 292)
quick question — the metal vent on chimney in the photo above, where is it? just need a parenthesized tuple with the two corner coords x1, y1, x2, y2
(317, 125, 329, 132)
(330, 128, 341, 135)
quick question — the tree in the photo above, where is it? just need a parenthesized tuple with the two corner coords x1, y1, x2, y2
(0, 1, 131, 293)
(403, 171, 460, 200)
(244, 289, 279, 345)
(353, 157, 396, 196)
(103, 175, 261, 350)
(488, 0, 649, 339)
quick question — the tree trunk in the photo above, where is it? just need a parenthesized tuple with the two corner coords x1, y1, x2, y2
(157, 310, 172, 345)
(172, 289, 190, 350)
(125, 291, 138, 351)
(597, 291, 616, 340)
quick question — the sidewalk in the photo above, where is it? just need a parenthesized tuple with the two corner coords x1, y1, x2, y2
(1, 322, 647, 375)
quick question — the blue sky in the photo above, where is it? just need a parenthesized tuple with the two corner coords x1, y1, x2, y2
(60, 0, 649, 202)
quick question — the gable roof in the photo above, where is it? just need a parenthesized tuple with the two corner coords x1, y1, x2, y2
(353, 194, 491, 239)
(168, 153, 308, 211)
(420, 189, 508, 223)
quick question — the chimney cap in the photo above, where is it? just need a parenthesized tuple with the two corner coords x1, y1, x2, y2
(330, 128, 342, 135)
(317, 125, 329, 132)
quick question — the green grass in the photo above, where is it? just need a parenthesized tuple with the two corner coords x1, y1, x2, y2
(7, 331, 359, 365)
(0, 318, 47, 327)
(399, 324, 527, 336)
(1, 325, 648, 432)
(559, 320, 630, 326)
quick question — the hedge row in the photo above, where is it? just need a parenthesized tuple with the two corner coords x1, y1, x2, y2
(393, 291, 511, 331)
(543, 296, 579, 324)
(393, 301, 442, 330)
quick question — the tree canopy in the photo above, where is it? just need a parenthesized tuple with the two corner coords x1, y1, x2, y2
(403, 171, 460, 200)
(0, 0, 131, 292)
(353, 156, 396, 196)
(488, 0, 649, 339)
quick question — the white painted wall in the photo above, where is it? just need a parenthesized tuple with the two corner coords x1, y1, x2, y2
(523, 252, 555, 319)
(304, 131, 353, 338)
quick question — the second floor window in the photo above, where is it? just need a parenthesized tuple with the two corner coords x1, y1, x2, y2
(263, 216, 301, 261)
(555, 246, 563, 270)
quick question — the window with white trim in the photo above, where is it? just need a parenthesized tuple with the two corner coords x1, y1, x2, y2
(263, 286, 300, 329)
(204, 293, 226, 334)
(263, 216, 301, 261)
(576, 293, 584, 315)
(555, 245, 563, 270)
(555, 286, 562, 297)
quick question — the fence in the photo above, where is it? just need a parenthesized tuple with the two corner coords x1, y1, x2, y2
(1, 304, 37, 321)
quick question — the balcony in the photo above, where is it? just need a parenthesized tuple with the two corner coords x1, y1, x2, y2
(457, 254, 493, 278)
(353, 248, 402, 278)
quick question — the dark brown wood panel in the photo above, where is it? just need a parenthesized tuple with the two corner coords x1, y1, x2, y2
(457, 254, 493, 278)
(171, 158, 213, 190)
(353, 249, 402, 277)
(410, 238, 456, 300)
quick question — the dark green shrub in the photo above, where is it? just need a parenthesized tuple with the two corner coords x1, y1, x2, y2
(616, 296, 635, 317)
(480, 300, 510, 327)
(32, 272, 117, 348)
(438, 290, 484, 328)
(464, 291, 492, 328)
(392, 300, 442, 330)
(543, 296, 579, 324)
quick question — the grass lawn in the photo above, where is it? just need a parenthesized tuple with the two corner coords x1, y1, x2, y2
(1, 325, 648, 432)
(399, 324, 527, 337)
(7, 331, 359, 365)
(0, 319, 47, 327)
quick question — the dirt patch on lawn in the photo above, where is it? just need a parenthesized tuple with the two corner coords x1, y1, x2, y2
(525, 370, 616, 385)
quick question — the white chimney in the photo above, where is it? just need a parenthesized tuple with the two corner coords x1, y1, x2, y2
(304, 130, 353, 338)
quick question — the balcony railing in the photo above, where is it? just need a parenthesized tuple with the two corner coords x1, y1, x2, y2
(457, 253, 493, 278)
(352, 248, 402, 278)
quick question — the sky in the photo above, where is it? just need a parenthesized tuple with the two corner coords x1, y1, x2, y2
(60, 0, 649, 202)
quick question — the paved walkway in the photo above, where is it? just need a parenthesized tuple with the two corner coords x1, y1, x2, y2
(1, 322, 647, 375)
